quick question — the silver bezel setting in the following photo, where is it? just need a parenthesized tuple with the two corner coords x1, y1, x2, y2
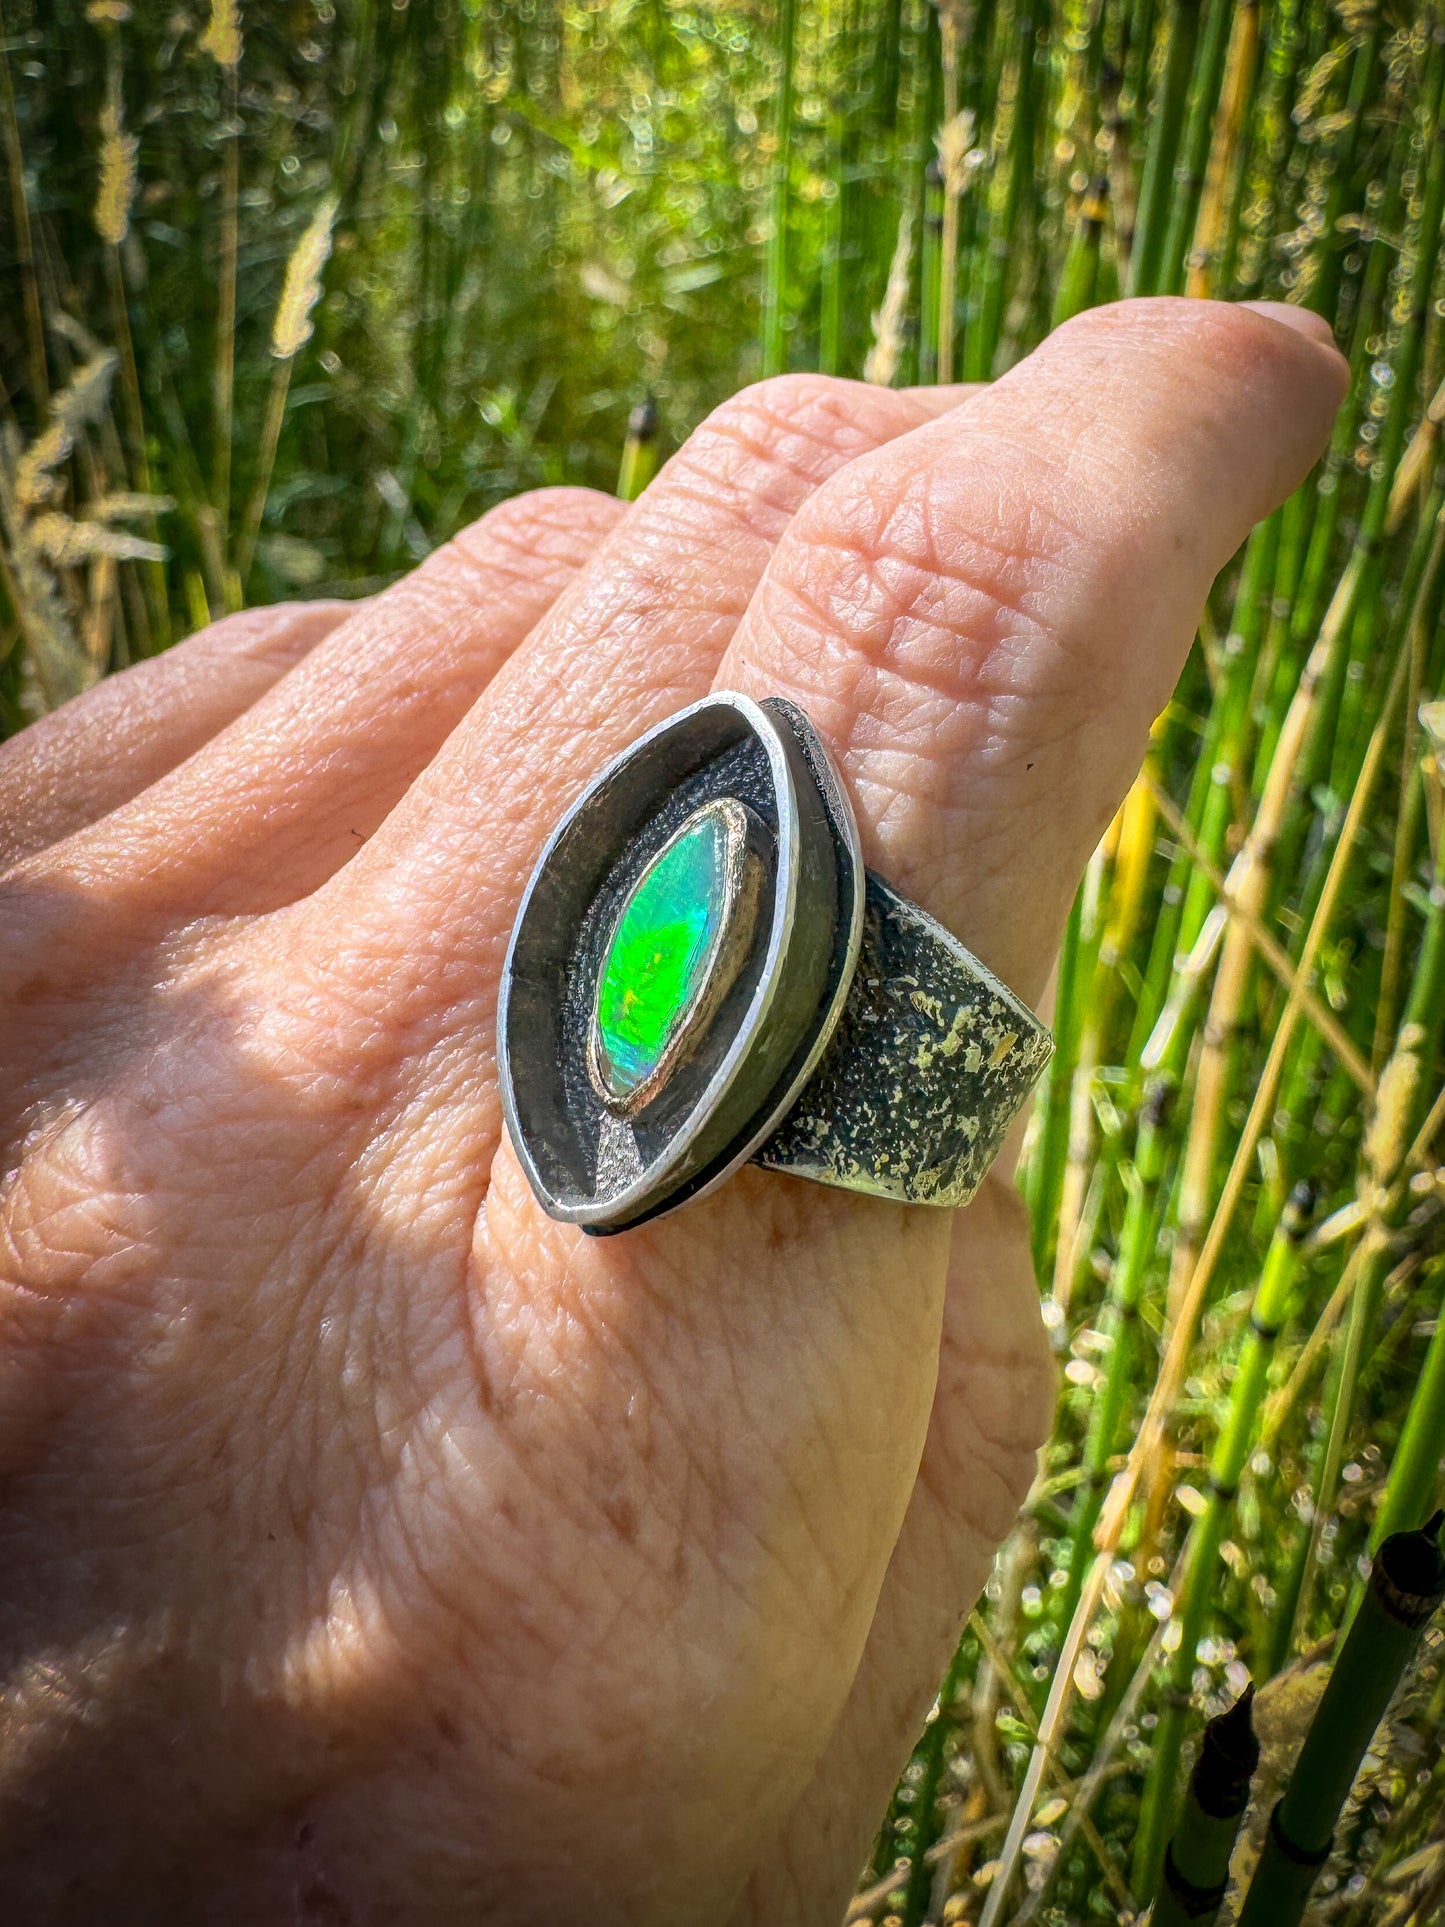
(497, 694, 865, 1234)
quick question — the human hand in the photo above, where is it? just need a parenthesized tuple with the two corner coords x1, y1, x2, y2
(0, 299, 1345, 1925)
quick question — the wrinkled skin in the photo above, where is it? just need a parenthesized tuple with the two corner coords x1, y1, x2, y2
(0, 300, 1345, 1925)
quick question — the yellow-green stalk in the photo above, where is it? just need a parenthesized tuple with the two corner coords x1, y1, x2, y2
(237, 193, 337, 590)
(616, 397, 660, 503)
(761, 0, 798, 378)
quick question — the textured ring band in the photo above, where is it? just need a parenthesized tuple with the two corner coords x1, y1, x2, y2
(498, 693, 1053, 1235)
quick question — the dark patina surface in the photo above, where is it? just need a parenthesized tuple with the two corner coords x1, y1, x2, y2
(755, 874, 1053, 1207)
(500, 691, 1052, 1233)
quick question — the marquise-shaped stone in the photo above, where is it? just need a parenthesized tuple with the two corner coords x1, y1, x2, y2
(591, 800, 759, 1112)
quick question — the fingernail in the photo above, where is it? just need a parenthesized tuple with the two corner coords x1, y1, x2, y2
(1238, 299, 1339, 352)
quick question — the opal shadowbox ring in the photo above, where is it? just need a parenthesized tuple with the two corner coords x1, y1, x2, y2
(498, 693, 1054, 1235)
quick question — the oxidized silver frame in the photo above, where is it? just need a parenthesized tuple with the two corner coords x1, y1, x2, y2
(498, 694, 864, 1233)
(498, 691, 1054, 1235)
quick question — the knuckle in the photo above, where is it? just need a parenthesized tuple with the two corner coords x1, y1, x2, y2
(186, 601, 307, 656)
(441, 485, 621, 586)
(710, 370, 854, 437)
(1050, 292, 1225, 354)
(757, 448, 1070, 708)
(656, 373, 920, 540)
(705, 370, 909, 466)
(133, 601, 357, 687)
(811, 426, 1079, 579)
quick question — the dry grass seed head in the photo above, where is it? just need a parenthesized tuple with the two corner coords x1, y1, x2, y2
(200, 0, 243, 69)
(0, 431, 87, 709)
(864, 204, 914, 387)
(1294, 43, 1352, 128)
(936, 109, 978, 197)
(13, 352, 119, 510)
(28, 512, 164, 569)
(931, 0, 975, 41)
(1366, 1039, 1425, 1187)
(94, 98, 138, 247)
(272, 197, 338, 360)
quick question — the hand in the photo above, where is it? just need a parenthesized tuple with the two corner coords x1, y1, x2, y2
(0, 299, 1345, 1925)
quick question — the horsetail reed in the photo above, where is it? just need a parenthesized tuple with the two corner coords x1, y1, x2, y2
(199, 0, 242, 599)
(8, 1, 1445, 1918)
(761, 0, 799, 380)
(1153, 1685, 1260, 1927)
(1236, 1515, 1445, 1927)
(1132, 1183, 1317, 1894)
(616, 396, 661, 503)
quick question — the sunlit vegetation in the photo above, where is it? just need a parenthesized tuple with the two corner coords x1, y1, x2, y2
(5, 0, 1445, 1921)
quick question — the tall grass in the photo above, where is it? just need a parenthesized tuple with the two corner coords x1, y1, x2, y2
(4, 1, 1445, 1921)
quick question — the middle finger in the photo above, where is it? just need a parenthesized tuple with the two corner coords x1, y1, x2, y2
(279, 375, 978, 1160)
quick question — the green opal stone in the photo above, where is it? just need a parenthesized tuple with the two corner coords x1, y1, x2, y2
(592, 806, 739, 1109)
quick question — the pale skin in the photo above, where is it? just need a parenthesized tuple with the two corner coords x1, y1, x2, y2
(0, 299, 1346, 1924)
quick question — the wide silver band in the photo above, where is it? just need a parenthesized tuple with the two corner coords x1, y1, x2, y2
(754, 871, 1052, 1207)
(497, 692, 1052, 1235)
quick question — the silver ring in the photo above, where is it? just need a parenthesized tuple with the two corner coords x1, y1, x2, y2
(498, 694, 1053, 1235)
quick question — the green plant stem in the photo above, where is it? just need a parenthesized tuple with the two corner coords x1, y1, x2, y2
(214, 61, 239, 594)
(1205, 0, 1261, 298)
(616, 396, 660, 501)
(1153, 1686, 1260, 1927)
(1283, 516, 1445, 1651)
(1132, 1184, 1314, 1899)
(1237, 1517, 1445, 1927)
(1052, 176, 1109, 325)
(1304, 25, 1380, 322)
(236, 355, 294, 591)
(897, 1649, 966, 1927)
(820, 98, 849, 377)
(1156, 0, 1232, 295)
(935, 7, 962, 386)
(1026, 887, 1085, 1280)
(918, 156, 943, 386)
(1125, 0, 1201, 297)
(1372, 1258, 1445, 1553)
(762, 0, 798, 377)
(0, 18, 47, 413)
(966, 0, 1035, 375)
(1052, 1075, 1173, 1652)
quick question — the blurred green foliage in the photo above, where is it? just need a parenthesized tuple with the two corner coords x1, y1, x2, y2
(8, 2, 1445, 1923)
(4, 0, 811, 609)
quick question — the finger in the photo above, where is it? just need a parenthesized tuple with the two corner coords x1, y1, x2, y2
(18, 487, 625, 914)
(284, 378, 983, 1139)
(0, 602, 349, 871)
(685, 297, 1345, 1914)
(728, 1188, 1053, 1927)
(729, 300, 1346, 1919)
(461, 301, 1343, 1912)
(724, 297, 1347, 1003)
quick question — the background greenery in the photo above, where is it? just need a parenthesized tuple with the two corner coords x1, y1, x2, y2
(6, 0, 1445, 1921)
